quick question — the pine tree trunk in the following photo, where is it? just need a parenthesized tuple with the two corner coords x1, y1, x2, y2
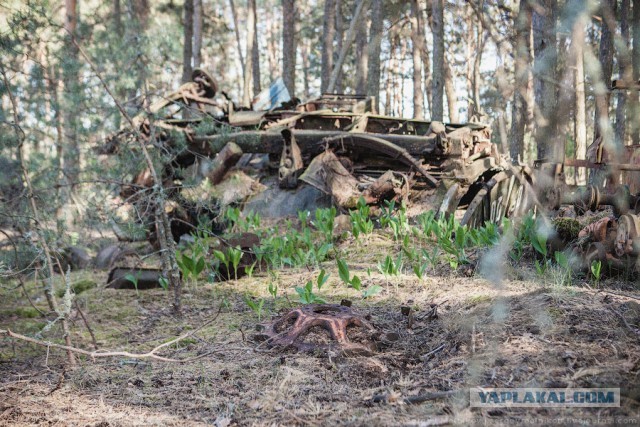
(444, 59, 458, 122)
(385, 33, 396, 115)
(113, 0, 123, 36)
(243, 0, 257, 106)
(61, 0, 80, 203)
(532, 0, 557, 161)
(301, 37, 311, 98)
(410, 0, 424, 119)
(182, 0, 194, 84)
(366, 0, 383, 111)
(511, 0, 532, 162)
(193, 0, 203, 68)
(229, 0, 245, 72)
(431, 0, 444, 121)
(321, 0, 336, 93)
(326, 0, 367, 94)
(267, 8, 279, 80)
(399, 35, 407, 117)
(334, 0, 344, 93)
(354, 2, 369, 95)
(421, 0, 432, 116)
(593, 0, 616, 145)
(574, 20, 587, 186)
(632, 0, 640, 144)
(472, 31, 484, 117)
(252, 0, 260, 94)
(616, 0, 631, 146)
(465, 5, 474, 119)
(282, 0, 297, 97)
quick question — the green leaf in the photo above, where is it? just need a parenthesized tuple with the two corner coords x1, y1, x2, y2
(213, 249, 227, 264)
(362, 285, 382, 298)
(337, 259, 350, 285)
(182, 254, 194, 272)
(590, 260, 602, 281)
(195, 256, 205, 276)
(351, 275, 362, 291)
(317, 268, 329, 289)
(413, 264, 425, 280)
(124, 273, 139, 293)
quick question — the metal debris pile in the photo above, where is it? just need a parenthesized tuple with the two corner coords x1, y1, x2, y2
(101, 69, 535, 244)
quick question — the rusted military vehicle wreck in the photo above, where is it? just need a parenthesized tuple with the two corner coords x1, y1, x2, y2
(98, 69, 640, 276)
(103, 69, 535, 241)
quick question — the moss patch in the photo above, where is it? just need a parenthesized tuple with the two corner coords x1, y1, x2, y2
(56, 279, 97, 298)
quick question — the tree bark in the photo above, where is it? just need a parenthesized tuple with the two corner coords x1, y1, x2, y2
(243, 0, 257, 106)
(334, 0, 344, 93)
(182, 0, 194, 84)
(421, 0, 432, 115)
(574, 20, 587, 185)
(193, 0, 203, 68)
(229, 0, 245, 72)
(444, 59, 458, 122)
(61, 0, 79, 203)
(282, 0, 297, 97)
(355, 2, 369, 95)
(266, 6, 279, 80)
(326, 0, 368, 94)
(632, 0, 640, 144)
(113, 0, 123, 36)
(410, 0, 424, 119)
(251, 0, 261, 95)
(593, 0, 616, 147)
(321, 0, 336, 93)
(616, 0, 631, 147)
(301, 36, 311, 98)
(511, 0, 533, 162)
(532, 0, 557, 161)
(399, 34, 407, 117)
(367, 0, 383, 111)
(431, 0, 445, 121)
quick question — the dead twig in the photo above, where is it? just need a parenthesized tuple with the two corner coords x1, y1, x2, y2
(17, 275, 47, 318)
(371, 390, 456, 405)
(0, 305, 225, 363)
(609, 307, 640, 340)
(74, 300, 98, 350)
(420, 343, 446, 361)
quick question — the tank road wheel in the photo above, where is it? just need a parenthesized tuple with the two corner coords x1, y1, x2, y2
(461, 168, 533, 228)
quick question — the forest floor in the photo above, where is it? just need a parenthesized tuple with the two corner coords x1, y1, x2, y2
(1, 231, 640, 426)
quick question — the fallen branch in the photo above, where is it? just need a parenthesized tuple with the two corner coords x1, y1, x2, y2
(0, 307, 225, 363)
(610, 307, 640, 340)
(371, 390, 457, 405)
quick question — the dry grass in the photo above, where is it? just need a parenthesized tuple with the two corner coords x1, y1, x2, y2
(1, 229, 640, 426)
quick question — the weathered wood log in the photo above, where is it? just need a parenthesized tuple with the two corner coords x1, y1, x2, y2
(207, 141, 243, 185)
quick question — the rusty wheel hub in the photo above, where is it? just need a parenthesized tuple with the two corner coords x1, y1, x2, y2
(254, 304, 377, 356)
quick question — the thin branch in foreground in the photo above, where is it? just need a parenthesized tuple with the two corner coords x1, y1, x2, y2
(0, 307, 227, 363)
